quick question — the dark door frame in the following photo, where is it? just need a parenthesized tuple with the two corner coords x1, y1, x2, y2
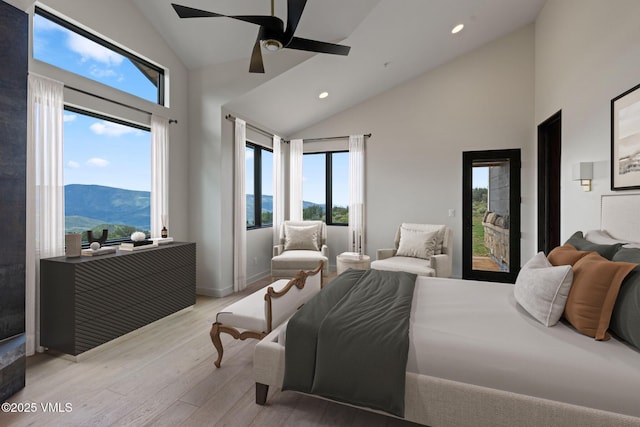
(462, 149, 521, 283)
(537, 111, 562, 254)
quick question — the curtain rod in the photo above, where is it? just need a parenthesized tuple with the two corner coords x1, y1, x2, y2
(225, 114, 275, 139)
(286, 133, 372, 143)
(66, 85, 177, 124)
(225, 114, 371, 142)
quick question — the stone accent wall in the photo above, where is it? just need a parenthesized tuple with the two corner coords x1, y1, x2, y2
(482, 211, 510, 270)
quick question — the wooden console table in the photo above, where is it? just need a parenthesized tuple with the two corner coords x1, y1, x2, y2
(40, 242, 196, 356)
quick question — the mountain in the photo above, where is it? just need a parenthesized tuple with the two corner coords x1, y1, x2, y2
(246, 194, 325, 214)
(65, 184, 150, 231)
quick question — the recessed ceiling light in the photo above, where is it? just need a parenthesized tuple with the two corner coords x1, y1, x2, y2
(451, 24, 464, 34)
(318, 91, 329, 99)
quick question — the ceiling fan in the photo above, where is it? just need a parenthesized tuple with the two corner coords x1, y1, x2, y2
(171, 0, 351, 73)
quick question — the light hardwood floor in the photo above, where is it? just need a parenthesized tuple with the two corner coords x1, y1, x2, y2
(1, 275, 421, 427)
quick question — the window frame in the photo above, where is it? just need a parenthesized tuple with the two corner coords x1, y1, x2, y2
(246, 142, 273, 230)
(63, 105, 152, 247)
(34, 6, 166, 106)
(303, 150, 349, 226)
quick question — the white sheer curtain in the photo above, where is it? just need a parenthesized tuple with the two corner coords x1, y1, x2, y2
(26, 74, 65, 355)
(348, 135, 365, 254)
(272, 135, 284, 244)
(289, 138, 303, 221)
(233, 118, 247, 292)
(150, 115, 169, 238)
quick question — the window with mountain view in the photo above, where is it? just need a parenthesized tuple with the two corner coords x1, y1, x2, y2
(246, 143, 273, 228)
(64, 108, 151, 244)
(303, 151, 349, 225)
(33, 7, 165, 105)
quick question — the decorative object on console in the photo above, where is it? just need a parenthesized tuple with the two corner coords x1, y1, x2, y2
(90, 242, 101, 251)
(87, 229, 108, 245)
(161, 214, 168, 238)
(131, 231, 146, 242)
(65, 233, 82, 257)
(81, 246, 116, 256)
(611, 82, 640, 191)
(572, 162, 593, 191)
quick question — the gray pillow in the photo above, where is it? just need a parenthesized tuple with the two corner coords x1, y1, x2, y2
(565, 231, 623, 260)
(610, 248, 640, 351)
(514, 252, 574, 327)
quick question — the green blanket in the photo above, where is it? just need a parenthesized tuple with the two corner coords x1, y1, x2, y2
(282, 268, 416, 417)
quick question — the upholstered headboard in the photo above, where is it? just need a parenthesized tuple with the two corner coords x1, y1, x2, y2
(600, 194, 640, 243)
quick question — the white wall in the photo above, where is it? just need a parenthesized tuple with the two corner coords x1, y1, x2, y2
(187, 55, 307, 296)
(535, 0, 640, 240)
(290, 25, 536, 278)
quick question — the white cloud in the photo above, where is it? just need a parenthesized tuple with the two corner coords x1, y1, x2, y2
(87, 158, 110, 167)
(90, 121, 136, 137)
(67, 160, 80, 168)
(67, 32, 123, 66)
(64, 114, 77, 123)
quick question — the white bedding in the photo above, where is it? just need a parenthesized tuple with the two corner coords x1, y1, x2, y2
(409, 277, 640, 418)
(277, 276, 640, 419)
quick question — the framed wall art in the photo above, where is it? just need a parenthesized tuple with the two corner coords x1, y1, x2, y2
(611, 82, 640, 190)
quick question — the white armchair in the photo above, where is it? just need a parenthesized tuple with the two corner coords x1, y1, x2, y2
(371, 223, 453, 278)
(271, 220, 329, 279)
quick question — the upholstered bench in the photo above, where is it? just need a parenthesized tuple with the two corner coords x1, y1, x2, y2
(210, 261, 323, 368)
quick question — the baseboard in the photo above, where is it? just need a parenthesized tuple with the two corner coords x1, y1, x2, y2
(197, 286, 233, 298)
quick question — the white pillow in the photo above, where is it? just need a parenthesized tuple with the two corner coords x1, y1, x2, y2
(401, 223, 446, 254)
(396, 228, 438, 259)
(284, 224, 319, 251)
(514, 252, 573, 327)
(584, 229, 626, 245)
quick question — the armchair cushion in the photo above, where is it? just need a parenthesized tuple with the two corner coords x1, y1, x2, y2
(284, 223, 319, 251)
(371, 256, 435, 277)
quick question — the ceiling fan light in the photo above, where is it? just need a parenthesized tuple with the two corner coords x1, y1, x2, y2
(451, 24, 464, 34)
(262, 39, 283, 52)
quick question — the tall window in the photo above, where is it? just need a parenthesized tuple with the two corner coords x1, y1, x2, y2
(246, 143, 273, 228)
(303, 151, 349, 225)
(64, 107, 151, 244)
(33, 7, 165, 105)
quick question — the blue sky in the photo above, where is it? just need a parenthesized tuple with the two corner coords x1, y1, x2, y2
(473, 166, 489, 189)
(34, 13, 156, 192)
(64, 112, 151, 191)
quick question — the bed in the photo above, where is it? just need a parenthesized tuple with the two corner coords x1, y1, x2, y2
(253, 194, 640, 427)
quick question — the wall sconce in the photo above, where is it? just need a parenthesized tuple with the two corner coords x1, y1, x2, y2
(572, 162, 593, 192)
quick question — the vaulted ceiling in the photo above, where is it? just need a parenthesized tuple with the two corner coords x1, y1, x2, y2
(134, 0, 545, 135)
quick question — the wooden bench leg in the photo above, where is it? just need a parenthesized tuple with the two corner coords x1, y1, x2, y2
(256, 383, 269, 405)
(210, 322, 225, 368)
(210, 322, 266, 368)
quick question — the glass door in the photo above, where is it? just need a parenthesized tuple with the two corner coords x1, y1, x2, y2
(462, 149, 521, 283)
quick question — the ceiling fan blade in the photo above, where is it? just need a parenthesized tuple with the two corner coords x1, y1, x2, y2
(228, 15, 283, 33)
(171, 4, 223, 18)
(286, 37, 351, 56)
(249, 34, 265, 73)
(284, 0, 307, 42)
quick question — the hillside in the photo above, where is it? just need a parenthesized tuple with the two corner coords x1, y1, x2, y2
(65, 184, 150, 232)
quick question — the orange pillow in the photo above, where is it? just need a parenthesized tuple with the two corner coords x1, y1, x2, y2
(563, 252, 636, 340)
(547, 244, 591, 266)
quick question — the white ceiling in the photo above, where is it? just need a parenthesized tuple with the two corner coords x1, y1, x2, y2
(133, 0, 545, 135)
